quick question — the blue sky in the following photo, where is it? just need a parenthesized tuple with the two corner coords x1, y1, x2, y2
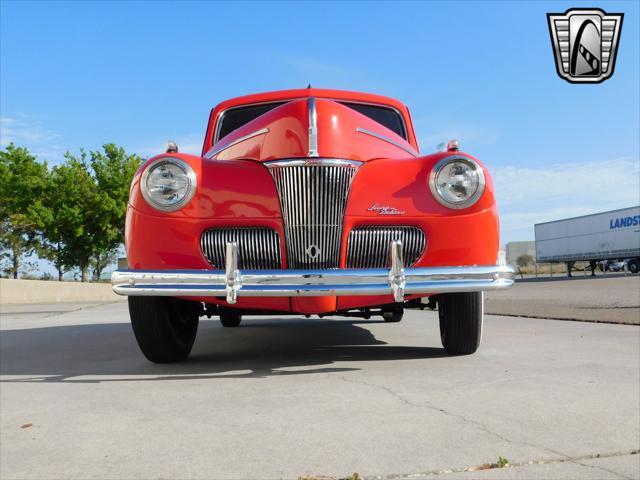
(1, 0, 639, 256)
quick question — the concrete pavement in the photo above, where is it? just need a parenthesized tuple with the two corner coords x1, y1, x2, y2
(486, 275, 640, 324)
(1, 302, 639, 479)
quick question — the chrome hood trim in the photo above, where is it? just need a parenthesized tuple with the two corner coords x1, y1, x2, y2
(205, 127, 269, 159)
(307, 97, 319, 157)
(264, 158, 363, 167)
(355, 127, 418, 157)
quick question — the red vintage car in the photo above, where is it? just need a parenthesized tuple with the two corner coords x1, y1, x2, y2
(112, 88, 514, 363)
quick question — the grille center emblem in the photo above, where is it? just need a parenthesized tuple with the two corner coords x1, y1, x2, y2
(306, 244, 321, 259)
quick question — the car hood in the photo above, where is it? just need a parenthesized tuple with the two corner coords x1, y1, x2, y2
(204, 98, 418, 163)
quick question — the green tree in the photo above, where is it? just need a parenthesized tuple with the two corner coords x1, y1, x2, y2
(0, 144, 49, 278)
(41, 145, 140, 281)
(42, 152, 100, 281)
(89, 144, 141, 278)
(91, 248, 119, 281)
(516, 254, 534, 268)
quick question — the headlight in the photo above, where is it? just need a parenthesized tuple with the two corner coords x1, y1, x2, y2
(428, 156, 485, 209)
(140, 157, 197, 212)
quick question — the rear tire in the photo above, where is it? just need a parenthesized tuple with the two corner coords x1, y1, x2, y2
(220, 311, 242, 327)
(438, 292, 483, 355)
(628, 259, 639, 274)
(128, 297, 200, 363)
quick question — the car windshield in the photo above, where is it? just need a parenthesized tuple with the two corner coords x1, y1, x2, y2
(215, 100, 407, 143)
(339, 102, 406, 139)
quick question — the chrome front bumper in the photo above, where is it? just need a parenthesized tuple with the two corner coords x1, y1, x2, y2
(112, 241, 515, 304)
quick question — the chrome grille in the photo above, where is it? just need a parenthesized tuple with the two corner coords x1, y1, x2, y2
(267, 160, 359, 269)
(200, 227, 281, 269)
(347, 226, 425, 268)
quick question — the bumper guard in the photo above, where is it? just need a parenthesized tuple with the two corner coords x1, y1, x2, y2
(112, 241, 515, 304)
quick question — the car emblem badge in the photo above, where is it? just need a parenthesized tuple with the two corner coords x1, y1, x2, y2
(306, 244, 321, 259)
(547, 8, 623, 84)
(368, 203, 405, 215)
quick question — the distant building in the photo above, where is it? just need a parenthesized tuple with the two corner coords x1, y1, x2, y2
(498, 247, 506, 265)
(505, 241, 536, 265)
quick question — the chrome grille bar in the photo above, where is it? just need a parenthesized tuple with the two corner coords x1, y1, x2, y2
(200, 227, 281, 270)
(267, 159, 360, 269)
(347, 226, 426, 268)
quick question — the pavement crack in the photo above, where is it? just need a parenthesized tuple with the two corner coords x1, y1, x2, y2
(366, 449, 639, 479)
(340, 375, 422, 408)
(570, 458, 635, 480)
(339, 375, 571, 462)
(40, 302, 117, 319)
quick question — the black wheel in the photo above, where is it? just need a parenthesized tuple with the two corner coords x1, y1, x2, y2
(128, 296, 200, 363)
(438, 292, 483, 355)
(628, 260, 639, 274)
(382, 307, 403, 323)
(220, 311, 242, 327)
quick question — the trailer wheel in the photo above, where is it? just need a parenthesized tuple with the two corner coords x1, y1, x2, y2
(628, 259, 639, 274)
(438, 292, 483, 355)
(382, 307, 403, 323)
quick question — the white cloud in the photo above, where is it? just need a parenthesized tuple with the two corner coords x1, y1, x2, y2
(492, 156, 640, 242)
(492, 157, 640, 206)
(0, 115, 60, 146)
(0, 115, 67, 162)
(412, 114, 501, 152)
(133, 134, 203, 159)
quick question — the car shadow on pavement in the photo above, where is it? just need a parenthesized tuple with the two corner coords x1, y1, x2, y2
(0, 318, 447, 383)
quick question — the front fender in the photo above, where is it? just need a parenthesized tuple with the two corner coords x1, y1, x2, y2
(345, 151, 496, 218)
(129, 154, 281, 219)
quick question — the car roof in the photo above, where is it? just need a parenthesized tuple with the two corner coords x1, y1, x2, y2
(212, 88, 408, 111)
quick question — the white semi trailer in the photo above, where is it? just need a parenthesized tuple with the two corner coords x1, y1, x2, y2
(535, 206, 640, 275)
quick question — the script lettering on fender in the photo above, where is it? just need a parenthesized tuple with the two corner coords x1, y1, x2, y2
(368, 203, 405, 215)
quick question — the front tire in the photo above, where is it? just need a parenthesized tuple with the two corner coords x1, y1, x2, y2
(628, 259, 639, 274)
(128, 297, 200, 363)
(438, 292, 483, 355)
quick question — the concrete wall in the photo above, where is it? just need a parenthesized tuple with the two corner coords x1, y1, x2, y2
(0, 279, 125, 305)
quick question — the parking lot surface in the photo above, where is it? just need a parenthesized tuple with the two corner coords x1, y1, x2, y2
(486, 275, 640, 324)
(1, 302, 639, 479)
